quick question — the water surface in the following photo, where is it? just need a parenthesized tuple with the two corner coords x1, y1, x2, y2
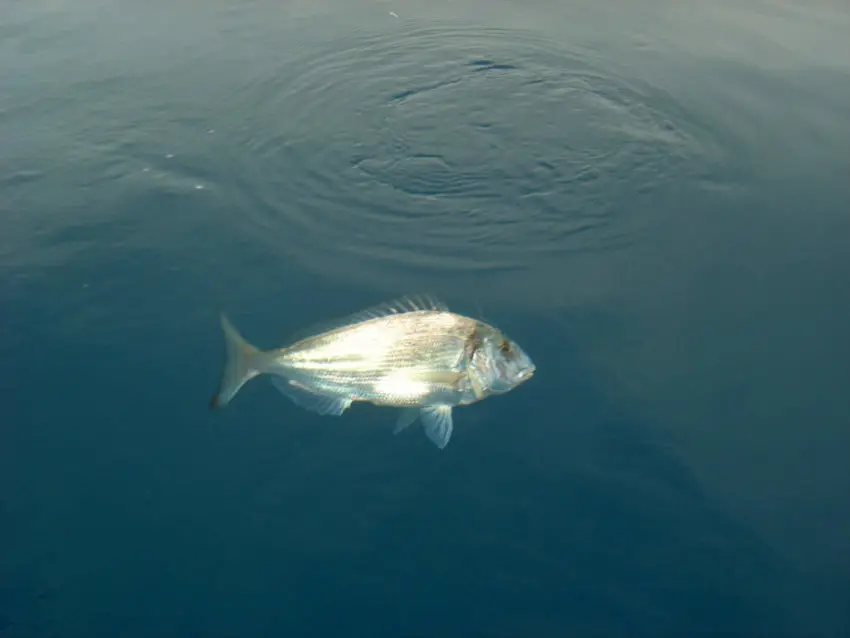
(3, 0, 850, 635)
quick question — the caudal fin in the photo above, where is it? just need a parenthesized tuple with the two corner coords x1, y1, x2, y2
(210, 313, 265, 409)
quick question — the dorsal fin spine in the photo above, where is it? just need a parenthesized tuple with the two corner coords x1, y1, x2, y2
(284, 294, 450, 344)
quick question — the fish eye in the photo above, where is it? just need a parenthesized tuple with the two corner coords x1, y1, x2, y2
(498, 339, 511, 353)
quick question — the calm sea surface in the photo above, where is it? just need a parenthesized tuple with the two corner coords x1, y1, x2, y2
(3, 0, 850, 635)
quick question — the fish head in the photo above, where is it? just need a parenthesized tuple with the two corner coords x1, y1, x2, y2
(468, 323, 535, 397)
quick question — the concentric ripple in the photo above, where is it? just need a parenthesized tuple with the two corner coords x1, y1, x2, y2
(229, 24, 720, 287)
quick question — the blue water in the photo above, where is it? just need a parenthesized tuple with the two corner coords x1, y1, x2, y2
(3, 0, 850, 635)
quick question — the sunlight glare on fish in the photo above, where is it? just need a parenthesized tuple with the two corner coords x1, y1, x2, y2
(375, 371, 431, 398)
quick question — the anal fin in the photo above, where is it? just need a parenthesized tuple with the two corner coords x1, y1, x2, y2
(270, 377, 352, 416)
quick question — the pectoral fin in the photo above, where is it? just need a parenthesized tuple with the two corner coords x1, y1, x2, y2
(420, 405, 454, 449)
(394, 407, 420, 434)
(270, 377, 352, 416)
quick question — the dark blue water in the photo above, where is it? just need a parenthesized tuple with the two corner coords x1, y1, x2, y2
(3, 1, 850, 635)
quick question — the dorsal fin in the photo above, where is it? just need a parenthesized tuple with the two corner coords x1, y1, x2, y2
(285, 294, 450, 344)
(340, 294, 449, 325)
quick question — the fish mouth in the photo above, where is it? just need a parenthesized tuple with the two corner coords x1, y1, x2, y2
(517, 366, 535, 382)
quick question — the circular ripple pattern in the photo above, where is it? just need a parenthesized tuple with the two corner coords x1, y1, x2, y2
(230, 24, 718, 285)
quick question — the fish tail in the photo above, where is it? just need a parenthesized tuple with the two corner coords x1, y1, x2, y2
(210, 313, 267, 409)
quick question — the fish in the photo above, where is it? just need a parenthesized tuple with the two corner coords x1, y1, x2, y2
(209, 295, 535, 449)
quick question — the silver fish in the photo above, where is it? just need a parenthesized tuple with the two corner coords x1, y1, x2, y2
(209, 295, 535, 448)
